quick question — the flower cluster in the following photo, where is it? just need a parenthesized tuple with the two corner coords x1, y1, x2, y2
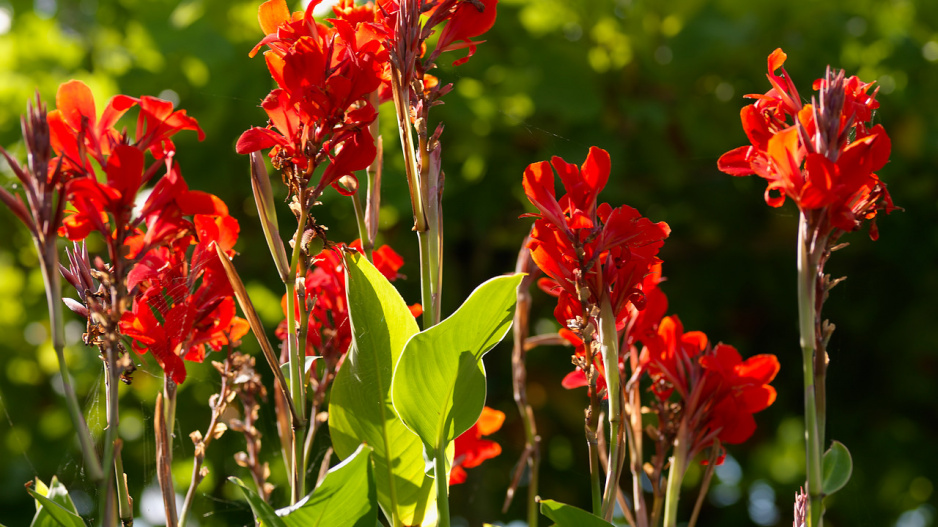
(523, 146, 670, 335)
(639, 316, 779, 458)
(237, 0, 387, 198)
(119, 214, 248, 384)
(237, 0, 498, 201)
(45, 80, 245, 384)
(718, 48, 893, 238)
(523, 146, 778, 466)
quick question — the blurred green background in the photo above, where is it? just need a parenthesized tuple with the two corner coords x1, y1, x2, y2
(1, 0, 936, 525)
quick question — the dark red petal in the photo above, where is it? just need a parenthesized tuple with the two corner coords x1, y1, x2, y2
(561, 369, 588, 390)
(717, 146, 756, 176)
(735, 353, 780, 384)
(236, 127, 284, 154)
(737, 385, 777, 413)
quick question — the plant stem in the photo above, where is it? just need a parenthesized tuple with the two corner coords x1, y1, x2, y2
(351, 181, 373, 260)
(36, 246, 103, 481)
(286, 195, 311, 503)
(434, 442, 451, 527)
(113, 440, 133, 526)
(158, 377, 179, 522)
(389, 65, 427, 233)
(99, 345, 121, 527)
(505, 260, 540, 527)
(599, 295, 623, 522)
(687, 445, 720, 527)
(363, 90, 383, 256)
(662, 422, 688, 527)
(154, 392, 178, 527)
(797, 213, 824, 527)
(418, 135, 443, 326)
(627, 372, 649, 527)
(588, 424, 603, 516)
(585, 356, 603, 516)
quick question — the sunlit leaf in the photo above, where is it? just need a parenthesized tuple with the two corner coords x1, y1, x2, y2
(229, 477, 286, 527)
(273, 444, 376, 527)
(328, 252, 436, 526)
(539, 499, 614, 527)
(391, 273, 522, 459)
(26, 479, 84, 527)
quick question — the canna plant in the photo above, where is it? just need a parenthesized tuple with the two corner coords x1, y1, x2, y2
(516, 146, 780, 527)
(718, 48, 894, 527)
(0, 3, 897, 527)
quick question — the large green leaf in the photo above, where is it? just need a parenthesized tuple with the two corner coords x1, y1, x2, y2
(328, 252, 436, 526)
(391, 274, 522, 456)
(26, 478, 85, 527)
(822, 440, 853, 496)
(539, 499, 614, 527)
(229, 477, 286, 527)
(233, 444, 377, 527)
(274, 444, 376, 527)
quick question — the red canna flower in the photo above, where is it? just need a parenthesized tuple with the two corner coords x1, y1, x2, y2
(47, 80, 137, 176)
(638, 315, 708, 401)
(47, 80, 210, 251)
(717, 48, 893, 239)
(435, 0, 498, 66)
(239, 0, 385, 199)
(119, 213, 247, 384)
(699, 344, 779, 445)
(450, 406, 504, 485)
(523, 146, 669, 336)
(637, 314, 779, 462)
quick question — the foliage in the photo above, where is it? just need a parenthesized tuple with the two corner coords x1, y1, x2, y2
(0, 0, 935, 526)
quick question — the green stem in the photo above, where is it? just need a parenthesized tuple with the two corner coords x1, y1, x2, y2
(36, 246, 103, 481)
(687, 445, 720, 527)
(417, 231, 439, 327)
(662, 423, 688, 527)
(585, 338, 602, 516)
(797, 213, 824, 527)
(588, 429, 603, 516)
(285, 194, 310, 503)
(114, 440, 133, 526)
(527, 437, 541, 527)
(364, 91, 382, 255)
(627, 366, 649, 527)
(389, 66, 426, 233)
(419, 136, 443, 327)
(164, 377, 177, 442)
(434, 442, 451, 527)
(599, 295, 623, 522)
(351, 180, 373, 260)
(99, 346, 121, 527)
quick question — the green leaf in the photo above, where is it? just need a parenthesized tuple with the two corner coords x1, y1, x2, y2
(279, 356, 318, 382)
(229, 477, 287, 527)
(822, 440, 853, 496)
(26, 480, 85, 527)
(274, 444, 377, 527)
(328, 252, 436, 526)
(539, 499, 614, 527)
(391, 274, 522, 457)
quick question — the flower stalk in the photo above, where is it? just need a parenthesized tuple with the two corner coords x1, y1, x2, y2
(0, 94, 104, 483)
(503, 239, 541, 527)
(798, 213, 824, 527)
(662, 420, 689, 527)
(599, 295, 624, 522)
(435, 441, 452, 527)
